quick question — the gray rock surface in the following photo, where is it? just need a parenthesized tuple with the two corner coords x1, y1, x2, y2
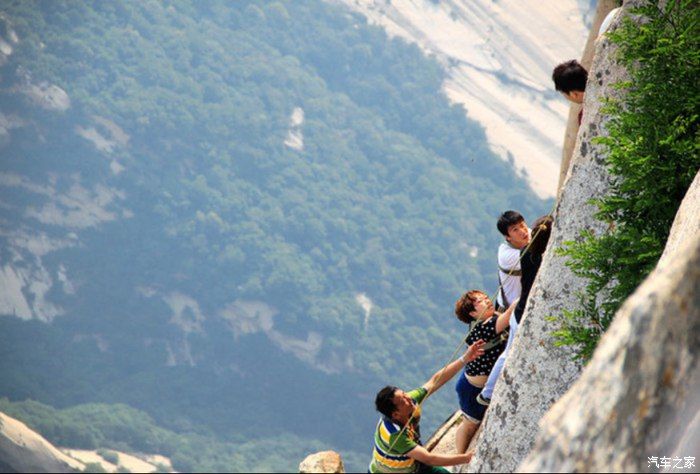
(661, 171, 700, 260)
(519, 170, 700, 472)
(22, 82, 71, 111)
(466, 4, 634, 472)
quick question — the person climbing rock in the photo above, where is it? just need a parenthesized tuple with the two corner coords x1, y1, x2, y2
(552, 59, 588, 125)
(477, 215, 554, 407)
(469, 211, 528, 408)
(369, 340, 486, 473)
(453, 291, 515, 454)
(495, 210, 531, 313)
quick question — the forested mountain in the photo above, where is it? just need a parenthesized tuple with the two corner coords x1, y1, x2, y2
(0, 1, 549, 471)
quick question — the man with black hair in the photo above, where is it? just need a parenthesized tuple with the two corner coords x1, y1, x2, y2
(495, 210, 530, 313)
(552, 59, 589, 125)
(369, 340, 486, 473)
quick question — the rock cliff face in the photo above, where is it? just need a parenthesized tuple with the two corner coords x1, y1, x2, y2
(661, 172, 700, 260)
(466, 3, 633, 472)
(520, 171, 700, 472)
(0, 410, 174, 473)
(0, 411, 83, 473)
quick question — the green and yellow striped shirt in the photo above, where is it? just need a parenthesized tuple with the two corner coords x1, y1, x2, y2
(369, 387, 427, 473)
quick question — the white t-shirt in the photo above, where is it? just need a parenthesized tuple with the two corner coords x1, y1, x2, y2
(497, 242, 522, 308)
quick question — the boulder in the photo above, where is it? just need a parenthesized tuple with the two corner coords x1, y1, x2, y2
(299, 450, 345, 473)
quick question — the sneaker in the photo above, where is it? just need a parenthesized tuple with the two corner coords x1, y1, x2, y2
(476, 393, 491, 406)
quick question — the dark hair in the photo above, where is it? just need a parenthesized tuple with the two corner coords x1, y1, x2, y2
(375, 386, 399, 418)
(552, 59, 588, 93)
(454, 290, 488, 324)
(497, 210, 525, 236)
(528, 215, 553, 255)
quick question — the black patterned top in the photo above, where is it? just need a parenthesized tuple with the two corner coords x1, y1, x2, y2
(465, 316, 507, 376)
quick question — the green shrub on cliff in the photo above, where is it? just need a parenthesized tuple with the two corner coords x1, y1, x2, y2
(96, 449, 119, 465)
(82, 463, 108, 474)
(556, 0, 699, 360)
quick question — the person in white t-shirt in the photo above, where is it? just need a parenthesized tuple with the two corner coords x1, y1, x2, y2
(473, 211, 530, 408)
(495, 210, 531, 312)
(478, 214, 550, 407)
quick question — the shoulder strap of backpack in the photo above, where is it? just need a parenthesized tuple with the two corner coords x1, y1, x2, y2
(497, 271, 510, 308)
(464, 319, 507, 352)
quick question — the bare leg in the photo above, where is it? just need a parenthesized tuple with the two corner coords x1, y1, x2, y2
(455, 417, 480, 454)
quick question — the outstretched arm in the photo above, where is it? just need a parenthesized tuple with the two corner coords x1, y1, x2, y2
(423, 340, 485, 395)
(407, 445, 473, 467)
(496, 300, 517, 334)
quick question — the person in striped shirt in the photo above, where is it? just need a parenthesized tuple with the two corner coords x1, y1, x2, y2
(369, 340, 486, 473)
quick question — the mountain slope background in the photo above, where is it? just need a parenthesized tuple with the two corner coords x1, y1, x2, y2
(335, 0, 592, 197)
(0, 1, 553, 471)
